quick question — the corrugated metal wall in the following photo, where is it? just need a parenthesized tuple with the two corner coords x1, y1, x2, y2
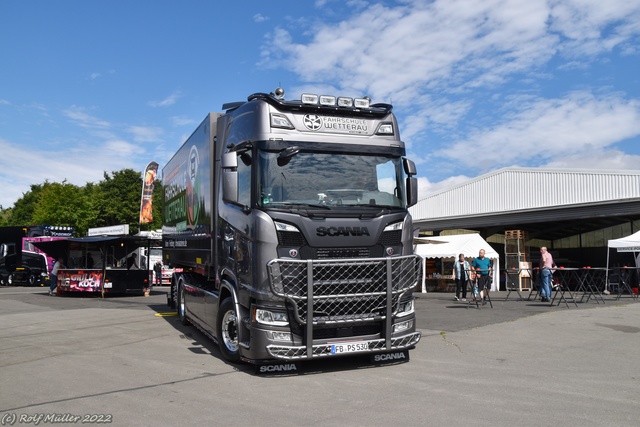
(410, 168, 640, 220)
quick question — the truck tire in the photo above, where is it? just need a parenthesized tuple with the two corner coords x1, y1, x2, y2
(177, 283, 189, 325)
(217, 297, 241, 363)
(28, 273, 37, 286)
(167, 282, 176, 308)
(7, 274, 13, 286)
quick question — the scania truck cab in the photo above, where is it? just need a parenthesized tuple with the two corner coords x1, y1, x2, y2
(164, 89, 421, 366)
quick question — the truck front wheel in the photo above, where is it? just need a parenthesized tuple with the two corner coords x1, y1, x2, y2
(217, 297, 240, 363)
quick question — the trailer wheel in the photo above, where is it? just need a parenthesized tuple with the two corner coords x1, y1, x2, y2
(7, 274, 13, 286)
(217, 297, 240, 363)
(177, 283, 188, 325)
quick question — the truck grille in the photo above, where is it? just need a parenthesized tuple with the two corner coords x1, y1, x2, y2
(267, 255, 421, 324)
(316, 247, 369, 259)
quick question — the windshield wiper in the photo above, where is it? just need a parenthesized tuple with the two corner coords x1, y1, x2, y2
(265, 202, 331, 210)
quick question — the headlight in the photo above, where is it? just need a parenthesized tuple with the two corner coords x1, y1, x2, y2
(274, 221, 300, 233)
(397, 299, 414, 317)
(384, 222, 403, 232)
(254, 308, 289, 326)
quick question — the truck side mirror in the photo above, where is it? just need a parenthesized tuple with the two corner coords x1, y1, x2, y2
(406, 177, 418, 207)
(403, 158, 418, 207)
(403, 158, 417, 176)
(222, 152, 238, 203)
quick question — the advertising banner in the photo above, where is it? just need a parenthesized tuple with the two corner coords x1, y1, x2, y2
(59, 270, 103, 292)
(139, 161, 159, 224)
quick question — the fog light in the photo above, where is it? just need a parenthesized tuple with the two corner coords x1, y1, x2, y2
(267, 331, 292, 342)
(393, 319, 413, 333)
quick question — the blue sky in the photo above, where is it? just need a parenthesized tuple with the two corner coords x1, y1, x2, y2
(1, 0, 639, 209)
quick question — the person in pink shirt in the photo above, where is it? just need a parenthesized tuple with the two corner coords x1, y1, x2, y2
(539, 247, 554, 302)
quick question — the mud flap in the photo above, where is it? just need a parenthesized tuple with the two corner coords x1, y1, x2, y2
(370, 350, 410, 366)
(255, 362, 300, 375)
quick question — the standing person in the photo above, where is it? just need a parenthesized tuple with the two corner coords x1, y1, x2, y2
(472, 249, 492, 305)
(153, 260, 162, 287)
(453, 253, 470, 301)
(539, 246, 554, 302)
(49, 257, 65, 296)
(126, 253, 139, 270)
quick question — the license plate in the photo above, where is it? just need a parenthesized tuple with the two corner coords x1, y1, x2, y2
(331, 341, 369, 354)
(104, 283, 112, 289)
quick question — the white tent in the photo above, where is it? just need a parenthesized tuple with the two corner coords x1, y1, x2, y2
(607, 230, 640, 255)
(605, 231, 640, 290)
(414, 233, 500, 292)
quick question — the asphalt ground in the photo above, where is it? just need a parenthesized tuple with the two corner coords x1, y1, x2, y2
(1, 285, 639, 426)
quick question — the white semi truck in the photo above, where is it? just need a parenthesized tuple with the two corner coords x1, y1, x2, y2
(164, 89, 422, 367)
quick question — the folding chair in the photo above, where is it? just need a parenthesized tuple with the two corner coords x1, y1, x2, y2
(504, 269, 524, 301)
(613, 270, 639, 301)
(549, 276, 578, 308)
(467, 274, 492, 308)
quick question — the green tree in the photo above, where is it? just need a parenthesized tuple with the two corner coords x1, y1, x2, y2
(31, 181, 94, 235)
(94, 169, 143, 233)
(1, 168, 164, 235)
(8, 183, 45, 225)
(0, 206, 11, 226)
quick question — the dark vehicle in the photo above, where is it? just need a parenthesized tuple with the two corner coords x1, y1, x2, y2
(164, 89, 422, 367)
(0, 226, 74, 286)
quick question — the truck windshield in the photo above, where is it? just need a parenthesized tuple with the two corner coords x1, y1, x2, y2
(258, 150, 405, 209)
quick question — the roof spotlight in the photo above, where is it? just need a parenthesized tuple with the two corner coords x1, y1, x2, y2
(274, 87, 285, 99)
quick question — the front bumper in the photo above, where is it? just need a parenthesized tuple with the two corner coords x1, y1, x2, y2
(266, 331, 421, 360)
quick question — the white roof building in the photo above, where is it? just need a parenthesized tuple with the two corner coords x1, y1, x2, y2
(410, 167, 640, 241)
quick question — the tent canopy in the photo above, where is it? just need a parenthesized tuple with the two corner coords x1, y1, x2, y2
(414, 233, 500, 292)
(414, 233, 499, 260)
(607, 230, 640, 252)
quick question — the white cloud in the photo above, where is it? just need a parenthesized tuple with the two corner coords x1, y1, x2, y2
(128, 126, 163, 143)
(253, 13, 269, 23)
(0, 137, 143, 208)
(438, 92, 640, 171)
(171, 116, 197, 127)
(261, 0, 559, 102)
(549, 0, 640, 55)
(63, 106, 110, 129)
(261, 0, 640, 194)
(544, 149, 640, 171)
(148, 91, 182, 108)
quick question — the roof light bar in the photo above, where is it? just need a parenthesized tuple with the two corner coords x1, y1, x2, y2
(297, 93, 371, 109)
(301, 93, 318, 104)
(354, 98, 370, 109)
(319, 95, 336, 106)
(337, 97, 353, 107)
